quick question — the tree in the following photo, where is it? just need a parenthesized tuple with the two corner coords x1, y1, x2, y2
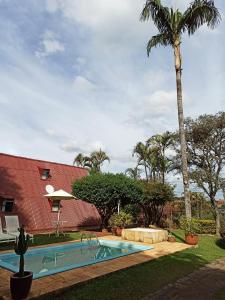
(147, 131, 175, 183)
(72, 173, 143, 229)
(190, 192, 211, 219)
(73, 153, 90, 168)
(140, 181, 174, 226)
(185, 112, 225, 235)
(125, 166, 142, 179)
(140, 0, 221, 219)
(73, 149, 110, 173)
(133, 142, 149, 180)
(87, 149, 110, 173)
(133, 141, 163, 181)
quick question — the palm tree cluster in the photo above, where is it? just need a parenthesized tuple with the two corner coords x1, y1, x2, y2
(127, 131, 174, 183)
(140, 0, 221, 219)
(73, 149, 110, 173)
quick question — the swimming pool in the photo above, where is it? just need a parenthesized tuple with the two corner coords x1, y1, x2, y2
(0, 240, 152, 279)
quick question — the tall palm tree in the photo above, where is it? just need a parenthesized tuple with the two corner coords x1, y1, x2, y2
(140, 0, 221, 219)
(73, 153, 90, 168)
(133, 142, 149, 180)
(147, 131, 175, 183)
(89, 149, 110, 173)
(125, 167, 142, 179)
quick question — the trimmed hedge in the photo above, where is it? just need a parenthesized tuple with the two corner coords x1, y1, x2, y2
(180, 218, 216, 234)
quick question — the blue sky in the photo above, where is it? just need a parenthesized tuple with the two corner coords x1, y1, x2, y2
(0, 0, 224, 193)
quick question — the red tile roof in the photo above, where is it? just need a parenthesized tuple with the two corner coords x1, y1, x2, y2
(0, 153, 100, 232)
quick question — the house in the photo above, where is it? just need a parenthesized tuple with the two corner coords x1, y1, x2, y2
(0, 153, 100, 233)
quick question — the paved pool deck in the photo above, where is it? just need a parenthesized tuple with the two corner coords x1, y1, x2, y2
(0, 236, 190, 300)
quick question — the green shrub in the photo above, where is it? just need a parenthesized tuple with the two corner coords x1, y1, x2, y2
(179, 217, 200, 235)
(179, 217, 216, 234)
(193, 219, 216, 234)
(109, 212, 133, 228)
(123, 204, 141, 222)
(73, 173, 143, 229)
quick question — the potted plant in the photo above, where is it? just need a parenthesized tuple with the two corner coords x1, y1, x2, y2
(180, 217, 199, 245)
(10, 226, 33, 300)
(167, 230, 176, 242)
(109, 212, 133, 236)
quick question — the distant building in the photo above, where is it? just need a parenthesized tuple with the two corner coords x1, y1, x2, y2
(0, 153, 100, 233)
(215, 199, 225, 208)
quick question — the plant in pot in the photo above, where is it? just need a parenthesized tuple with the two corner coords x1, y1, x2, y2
(10, 226, 33, 300)
(109, 212, 133, 236)
(180, 217, 199, 245)
(167, 230, 176, 243)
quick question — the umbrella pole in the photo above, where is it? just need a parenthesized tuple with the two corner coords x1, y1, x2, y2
(56, 203, 60, 237)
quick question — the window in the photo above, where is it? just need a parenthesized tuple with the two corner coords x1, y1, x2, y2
(41, 169, 50, 180)
(1, 199, 14, 212)
(51, 200, 60, 212)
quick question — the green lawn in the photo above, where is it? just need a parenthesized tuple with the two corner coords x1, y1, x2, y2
(213, 285, 225, 300)
(44, 230, 225, 300)
(0, 232, 82, 251)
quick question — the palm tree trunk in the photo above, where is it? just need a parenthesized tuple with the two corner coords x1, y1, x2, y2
(144, 164, 148, 182)
(174, 40, 192, 220)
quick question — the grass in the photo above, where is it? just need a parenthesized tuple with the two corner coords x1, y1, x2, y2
(43, 230, 225, 300)
(213, 285, 225, 299)
(0, 232, 82, 251)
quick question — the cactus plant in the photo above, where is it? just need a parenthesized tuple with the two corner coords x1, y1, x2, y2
(14, 226, 30, 277)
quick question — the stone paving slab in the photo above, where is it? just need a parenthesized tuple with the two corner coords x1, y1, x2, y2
(0, 236, 189, 300)
(143, 257, 225, 300)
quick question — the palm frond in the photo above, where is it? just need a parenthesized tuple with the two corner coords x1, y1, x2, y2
(147, 33, 172, 56)
(179, 0, 221, 34)
(140, 0, 172, 33)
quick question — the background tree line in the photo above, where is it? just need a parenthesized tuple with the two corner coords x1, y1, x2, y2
(127, 112, 225, 234)
(72, 112, 225, 234)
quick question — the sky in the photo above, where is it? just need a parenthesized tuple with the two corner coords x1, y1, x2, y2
(0, 0, 224, 194)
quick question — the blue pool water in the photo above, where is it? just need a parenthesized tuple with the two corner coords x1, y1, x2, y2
(0, 240, 152, 279)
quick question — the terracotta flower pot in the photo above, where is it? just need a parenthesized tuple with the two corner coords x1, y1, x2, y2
(10, 271, 33, 300)
(116, 227, 123, 236)
(102, 228, 109, 235)
(185, 234, 199, 245)
(168, 236, 176, 242)
(111, 227, 117, 235)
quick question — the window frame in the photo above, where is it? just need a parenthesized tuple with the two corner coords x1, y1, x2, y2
(39, 168, 51, 180)
(1, 199, 14, 212)
(51, 200, 60, 212)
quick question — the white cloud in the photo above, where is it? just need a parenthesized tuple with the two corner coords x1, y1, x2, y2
(0, 0, 224, 181)
(60, 140, 106, 154)
(72, 76, 96, 93)
(35, 30, 65, 58)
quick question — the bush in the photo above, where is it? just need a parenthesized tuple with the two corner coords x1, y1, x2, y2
(72, 173, 143, 229)
(123, 204, 141, 223)
(179, 217, 200, 235)
(109, 212, 133, 228)
(140, 181, 174, 226)
(179, 217, 216, 234)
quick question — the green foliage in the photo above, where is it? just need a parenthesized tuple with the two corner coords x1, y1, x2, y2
(180, 217, 216, 235)
(14, 226, 30, 277)
(123, 204, 141, 223)
(193, 219, 216, 234)
(142, 181, 174, 205)
(72, 173, 143, 228)
(73, 149, 110, 173)
(179, 217, 200, 235)
(109, 212, 133, 228)
(140, 181, 174, 226)
(140, 0, 221, 54)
